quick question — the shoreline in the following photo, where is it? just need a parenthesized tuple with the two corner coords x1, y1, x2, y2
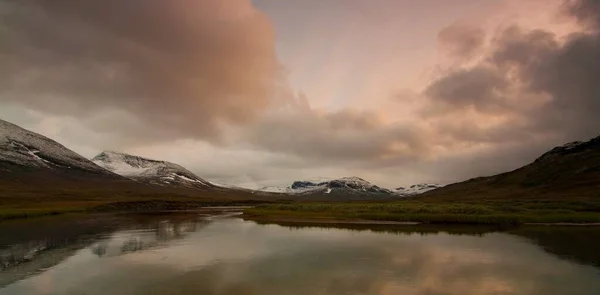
(0, 204, 253, 222)
(244, 200, 600, 226)
(243, 214, 600, 226)
(243, 215, 420, 225)
(4, 209, 600, 227)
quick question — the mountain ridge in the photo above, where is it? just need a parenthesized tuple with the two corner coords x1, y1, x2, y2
(3, 117, 598, 204)
(260, 177, 443, 198)
(0, 119, 115, 176)
(92, 151, 215, 190)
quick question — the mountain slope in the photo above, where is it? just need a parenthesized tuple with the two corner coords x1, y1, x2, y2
(0, 119, 113, 176)
(92, 151, 214, 190)
(422, 136, 600, 200)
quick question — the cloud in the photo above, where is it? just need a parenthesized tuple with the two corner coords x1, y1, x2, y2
(425, 66, 510, 113)
(438, 22, 486, 60)
(0, 0, 284, 142)
(240, 0, 600, 175)
(567, 0, 600, 29)
(2, 0, 599, 188)
(422, 0, 600, 147)
(239, 108, 431, 168)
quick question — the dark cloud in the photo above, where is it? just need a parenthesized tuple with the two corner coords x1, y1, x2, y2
(425, 66, 510, 113)
(0, 0, 283, 142)
(423, 0, 600, 146)
(568, 0, 600, 29)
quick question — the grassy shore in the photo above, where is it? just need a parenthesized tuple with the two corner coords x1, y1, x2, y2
(0, 196, 273, 221)
(244, 199, 600, 225)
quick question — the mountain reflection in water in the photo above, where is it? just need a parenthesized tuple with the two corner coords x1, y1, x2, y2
(0, 212, 599, 295)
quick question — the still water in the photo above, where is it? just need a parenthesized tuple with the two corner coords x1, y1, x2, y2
(1, 212, 600, 295)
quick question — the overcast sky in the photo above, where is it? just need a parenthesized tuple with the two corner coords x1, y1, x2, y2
(1, 0, 599, 189)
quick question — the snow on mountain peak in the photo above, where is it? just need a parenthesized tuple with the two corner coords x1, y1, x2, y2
(92, 151, 212, 189)
(394, 183, 443, 195)
(0, 119, 112, 174)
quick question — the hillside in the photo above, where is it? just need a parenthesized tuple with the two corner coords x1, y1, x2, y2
(0, 119, 116, 177)
(422, 136, 600, 200)
(0, 119, 135, 195)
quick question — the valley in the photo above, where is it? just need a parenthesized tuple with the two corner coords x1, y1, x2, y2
(1, 118, 600, 225)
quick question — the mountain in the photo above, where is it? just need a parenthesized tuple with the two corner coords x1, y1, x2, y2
(423, 136, 600, 200)
(0, 119, 144, 201)
(0, 118, 274, 205)
(0, 119, 114, 176)
(92, 151, 214, 190)
(259, 177, 395, 200)
(260, 178, 442, 199)
(394, 183, 443, 196)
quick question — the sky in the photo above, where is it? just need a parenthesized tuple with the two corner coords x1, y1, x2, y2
(1, 0, 599, 189)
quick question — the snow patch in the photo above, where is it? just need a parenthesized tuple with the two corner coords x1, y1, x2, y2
(394, 183, 443, 196)
(206, 180, 240, 189)
(175, 174, 202, 183)
(93, 159, 147, 176)
(92, 151, 212, 188)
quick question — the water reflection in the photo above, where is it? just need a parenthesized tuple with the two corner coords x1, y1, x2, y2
(0, 214, 599, 295)
(0, 213, 208, 286)
(509, 226, 600, 268)
(92, 218, 206, 257)
(259, 221, 600, 268)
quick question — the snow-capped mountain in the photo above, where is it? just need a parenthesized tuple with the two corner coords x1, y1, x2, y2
(259, 177, 442, 198)
(259, 177, 393, 198)
(92, 151, 214, 190)
(0, 119, 114, 175)
(394, 183, 443, 196)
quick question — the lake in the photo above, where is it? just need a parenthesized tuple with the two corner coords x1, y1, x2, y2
(1, 211, 600, 295)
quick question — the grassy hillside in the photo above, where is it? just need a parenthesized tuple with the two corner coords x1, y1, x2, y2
(420, 136, 600, 201)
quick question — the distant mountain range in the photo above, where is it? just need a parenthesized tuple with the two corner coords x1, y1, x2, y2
(259, 178, 442, 199)
(2, 117, 599, 202)
(0, 119, 241, 201)
(259, 177, 394, 200)
(0, 118, 439, 200)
